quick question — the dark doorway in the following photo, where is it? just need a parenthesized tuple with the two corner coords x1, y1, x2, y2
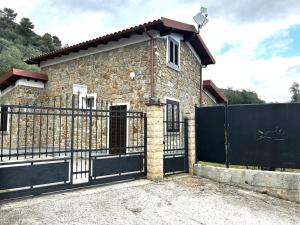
(109, 105, 127, 154)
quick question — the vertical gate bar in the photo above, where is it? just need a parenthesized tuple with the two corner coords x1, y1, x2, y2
(38, 102, 42, 158)
(70, 95, 75, 184)
(16, 103, 21, 160)
(118, 105, 121, 175)
(88, 104, 92, 183)
(132, 111, 134, 151)
(31, 104, 36, 159)
(85, 95, 88, 178)
(106, 101, 108, 154)
(52, 97, 56, 156)
(184, 118, 189, 173)
(95, 101, 98, 154)
(76, 94, 79, 178)
(59, 96, 62, 156)
(136, 112, 139, 150)
(24, 103, 28, 159)
(65, 96, 69, 156)
(0, 106, 3, 161)
(100, 101, 103, 153)
(195, 105, 198, 162)
(80, 97, 83, 178)
(225, 104, 229, 168)
(8, 107, 12, 159)
(45, 99, 49, 157)
(144, 113, 147, 175)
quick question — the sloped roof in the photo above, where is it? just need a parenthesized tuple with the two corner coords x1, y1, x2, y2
(25, 17, 215, 66)
(0, 68, 48, 91)
(203, 80, 228, 104)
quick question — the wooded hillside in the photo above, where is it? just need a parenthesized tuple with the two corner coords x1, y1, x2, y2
(0, 8, 63, 76)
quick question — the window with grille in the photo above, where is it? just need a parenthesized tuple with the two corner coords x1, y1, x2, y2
(166, 99, 180, 132)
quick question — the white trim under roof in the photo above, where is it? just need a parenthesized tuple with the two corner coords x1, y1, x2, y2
(0, 79, 44, 97)
(40, 30, 160, 68)
(186, 42, 202, 64)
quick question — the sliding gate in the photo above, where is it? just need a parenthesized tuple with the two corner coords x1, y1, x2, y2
(0, 95, 147, 200)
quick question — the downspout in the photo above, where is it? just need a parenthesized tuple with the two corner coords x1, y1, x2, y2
(199, 64, 203, 106)
(144, 27, 155, 97)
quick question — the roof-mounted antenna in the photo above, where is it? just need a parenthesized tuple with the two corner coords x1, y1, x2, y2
(193, 6, 209, 33)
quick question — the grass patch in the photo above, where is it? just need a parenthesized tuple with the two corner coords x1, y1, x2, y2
(197, 161, 300, 173)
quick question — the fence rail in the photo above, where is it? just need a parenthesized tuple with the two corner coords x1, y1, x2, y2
(0, 95, 147, 199)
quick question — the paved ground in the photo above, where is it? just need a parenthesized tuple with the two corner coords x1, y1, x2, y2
(0, 175, 299, 225)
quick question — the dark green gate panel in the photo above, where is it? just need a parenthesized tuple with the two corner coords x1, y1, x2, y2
(163, 155, 185, 174)
(0, 162, 69, 190)
(195, 106, 226, 163)
(92, 154, 144, 177)
(228, 103, 300, 168)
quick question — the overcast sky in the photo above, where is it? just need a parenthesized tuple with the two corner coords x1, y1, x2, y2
(1, 0, 300, 102)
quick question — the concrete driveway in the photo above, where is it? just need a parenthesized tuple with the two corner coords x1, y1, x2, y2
(0, 176, 299, 225)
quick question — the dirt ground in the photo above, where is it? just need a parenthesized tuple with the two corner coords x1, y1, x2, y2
(0, 175, 299, 225)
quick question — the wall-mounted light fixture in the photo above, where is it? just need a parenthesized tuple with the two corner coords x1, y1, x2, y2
(130, 71, 136, 80)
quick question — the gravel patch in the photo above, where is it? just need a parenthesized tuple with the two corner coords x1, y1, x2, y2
(0, 175, 299, 225)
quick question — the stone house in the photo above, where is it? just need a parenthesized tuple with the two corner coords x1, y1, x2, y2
(0, 17, 226, 154)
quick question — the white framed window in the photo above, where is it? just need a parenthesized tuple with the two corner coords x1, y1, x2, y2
(167, 36, 180, 71)
(79, 93, 97, 109)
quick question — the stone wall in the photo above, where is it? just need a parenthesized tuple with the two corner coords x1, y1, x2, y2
(0, 85, 44, 105)
(41, 41, 151, 112)
(194, 164, 300, 203)
(202, 90, 218, 106)
(155, 38, 203, 113)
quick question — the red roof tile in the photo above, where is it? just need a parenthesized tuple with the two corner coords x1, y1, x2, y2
(25, 17, 215, 66)
(0, 68, 48, 91)
(203, 80, 228, 103)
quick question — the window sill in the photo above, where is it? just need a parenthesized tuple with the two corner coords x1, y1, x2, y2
(167, 63, 180, 72)
(0, 131, 9, 135)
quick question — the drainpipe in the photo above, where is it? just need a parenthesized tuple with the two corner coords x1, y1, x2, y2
(144, 27, 155, 97)
(199, 64, 203, 106)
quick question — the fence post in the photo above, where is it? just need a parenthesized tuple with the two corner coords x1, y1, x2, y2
(143, 113, 147, 175)
(70, 95, 75, 184)
(184, 113, 196, 174)
(146, 104, 164, 181)
(225, 103, 229, 168)
(88, 104, 93, 183)
(184, 118, 189, 173)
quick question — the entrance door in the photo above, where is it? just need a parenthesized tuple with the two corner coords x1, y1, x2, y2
(109, 105, 127, 154)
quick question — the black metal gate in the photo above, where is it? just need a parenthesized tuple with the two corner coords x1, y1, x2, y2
(163, 108, 188, 175)
(0, 95, 147, 200)
(195, 103, 300, 169)
(195, 105, 226, 164)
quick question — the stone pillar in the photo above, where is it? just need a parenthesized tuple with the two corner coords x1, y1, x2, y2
(185, 114, 196, 174)
(146, 104, 164, 181)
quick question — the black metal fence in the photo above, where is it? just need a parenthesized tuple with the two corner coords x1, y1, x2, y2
(0, 95, 147, 199)
(196, 103, 300, 169)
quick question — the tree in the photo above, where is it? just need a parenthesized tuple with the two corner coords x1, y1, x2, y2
(0, 8, 65, 76)
(52, 36, 62, 49)
(289, 82, 300, 103)
(2, 8, 17, 22)
(19, 17, 34, 31)
(41, 33, 55, 52)
(222, 88, 265, 105)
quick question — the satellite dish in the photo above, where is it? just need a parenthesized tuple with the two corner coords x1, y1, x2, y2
(193, 7, 209, 33)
